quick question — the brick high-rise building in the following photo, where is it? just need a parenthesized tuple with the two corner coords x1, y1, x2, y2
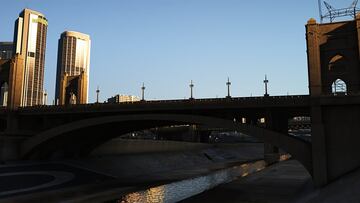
(55, 31, 91, 105)
(13, 8, 48, 106)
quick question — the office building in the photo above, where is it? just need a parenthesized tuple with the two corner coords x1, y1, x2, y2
(55, 31, 91, 105)
(13, 8, 48, 106)
(0, 42, 13, 60)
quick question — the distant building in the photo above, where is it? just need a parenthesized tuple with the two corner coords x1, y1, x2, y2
(107, 94, 140, 103)
(0, 42, 13, 60)
(0, 60, 10, 106)
(55, 31, 91, 105)
(0, 55, 25, 108)
(13, 8, 48, 106)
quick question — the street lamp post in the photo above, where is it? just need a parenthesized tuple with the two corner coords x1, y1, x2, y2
(226, 77, 231, 98)
(141, 83, 145, 101)
(43, 90, 47, 105)
(263, 75, 269, 97)
(189, 80, 194, 100)
(96, 86, 100, 103)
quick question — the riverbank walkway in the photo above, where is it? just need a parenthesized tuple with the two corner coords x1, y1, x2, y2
(182, 159, 360, 203)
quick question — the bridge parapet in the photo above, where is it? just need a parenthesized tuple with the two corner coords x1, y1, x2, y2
(11, 95, 310, 114)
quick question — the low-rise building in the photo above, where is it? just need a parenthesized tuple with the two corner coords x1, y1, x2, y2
(107, 94, 140, 103)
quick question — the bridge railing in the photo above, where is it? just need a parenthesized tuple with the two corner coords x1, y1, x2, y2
(9, 95, 310, 113)
(7, 93, 360, 112)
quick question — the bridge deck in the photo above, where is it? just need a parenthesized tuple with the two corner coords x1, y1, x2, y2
(9, 95, 311, 115)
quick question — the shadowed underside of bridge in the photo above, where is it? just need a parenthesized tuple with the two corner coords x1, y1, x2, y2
(21, 114, 312, 173)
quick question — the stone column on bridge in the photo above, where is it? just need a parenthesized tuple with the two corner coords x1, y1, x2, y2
(306, 18, 322, 96)
(305, 15, 360, 187)
(311, 105, 328, 187)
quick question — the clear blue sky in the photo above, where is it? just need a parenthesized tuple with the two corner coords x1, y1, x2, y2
(0, 0, 355, 102)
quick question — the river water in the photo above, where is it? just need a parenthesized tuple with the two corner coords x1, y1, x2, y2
(113, 160, 266, 203)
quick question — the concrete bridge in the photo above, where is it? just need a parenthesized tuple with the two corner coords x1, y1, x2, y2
(2, 14, 360, 189)
(1, 94, 360, 187)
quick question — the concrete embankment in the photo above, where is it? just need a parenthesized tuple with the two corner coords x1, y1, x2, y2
(0, 139, 266, 202)
(68, 139, 265, 181)
(182, 159, 360, 203)
(4, 138, 360, 202)
(182, 160, 312, 203)
(61, 139, 360, 202)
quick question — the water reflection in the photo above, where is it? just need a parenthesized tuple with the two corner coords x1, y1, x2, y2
(121, 192, 143, 203)
(120, 187, 165, 203)
(118, 160, 268, 203)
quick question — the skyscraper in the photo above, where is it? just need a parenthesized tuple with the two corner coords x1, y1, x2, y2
(13, 8, 48, 106)
(55, 31, 91, 105)
(0, 42, 13, 60)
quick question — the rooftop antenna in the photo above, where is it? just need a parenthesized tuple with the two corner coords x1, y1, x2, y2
(320, 0, 360, 23)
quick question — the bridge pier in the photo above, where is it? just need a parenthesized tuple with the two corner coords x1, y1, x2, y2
(0, 112, 22, 162)
(263, 111, 288, 165)
(264, 143, 279, 165)
(310, 100, 360, 187)
(311, 105, 328, 187)
(244, 115, 280, 165)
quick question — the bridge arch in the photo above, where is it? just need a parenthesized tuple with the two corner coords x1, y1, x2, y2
(328, 54, 347, 72)
(21, 114, 312, 173)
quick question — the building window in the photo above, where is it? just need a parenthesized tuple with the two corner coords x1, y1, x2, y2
(332, 79, 347, 95)
(27, 52, 35, 57)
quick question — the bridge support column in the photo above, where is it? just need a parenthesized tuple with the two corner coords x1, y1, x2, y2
(246, 115, 280, 164)
(311, 105, 328, 187)
(264, 112, 288, 165)
(264, 143, 279, 165)
(190, 125, 200, 142)
(0, 112, 22, 162)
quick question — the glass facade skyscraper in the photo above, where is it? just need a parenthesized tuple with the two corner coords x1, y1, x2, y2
(55, 31, 91, 104)
(13, 9, 48, 106)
